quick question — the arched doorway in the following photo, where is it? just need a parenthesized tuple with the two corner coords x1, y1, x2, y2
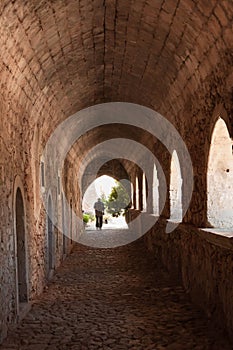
(47, 195, 54, 275)
(70, 199, 73, 244)
(61, 194, 67, 255)
(207, 118, 233, 227)
(82, 175, 129, 230)
(15, 188, 28, 303)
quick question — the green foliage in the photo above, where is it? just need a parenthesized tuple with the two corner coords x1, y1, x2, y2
(83, 213, 90, 224)
(85, 212, 95, 222)
(105, 181, 131, 217)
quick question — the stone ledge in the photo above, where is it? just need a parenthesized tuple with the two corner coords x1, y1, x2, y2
(144, 222, 233, 343)
(144, 217, 233, 251)
(198, 228, 233, 250)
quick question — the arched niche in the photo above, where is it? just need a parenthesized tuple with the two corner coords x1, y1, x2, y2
(207, 118, 233, 228)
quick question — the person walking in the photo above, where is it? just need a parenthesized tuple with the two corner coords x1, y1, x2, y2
(94, 198, 105, 229)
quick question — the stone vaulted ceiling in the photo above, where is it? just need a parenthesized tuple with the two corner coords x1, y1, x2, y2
(0, 0, 232, 140)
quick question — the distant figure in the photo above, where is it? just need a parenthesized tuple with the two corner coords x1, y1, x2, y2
(94, 198, 105, 229)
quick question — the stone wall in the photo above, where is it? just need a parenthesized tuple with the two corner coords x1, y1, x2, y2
(0, 119, 79, 343)
(0, 0, 232, 344)
(144, 216, 233, 342)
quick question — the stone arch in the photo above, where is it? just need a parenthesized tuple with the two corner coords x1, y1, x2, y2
(47, 194, 55, 276)
(13, 179, 28, 307)
(81, 158, 130, 196)
(170, 150, 183, 222)
(208, 104, 233, 143)
(207, 117, 233, 228)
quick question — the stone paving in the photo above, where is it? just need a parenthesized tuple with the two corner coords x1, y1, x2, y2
(1, 230, 232, 350)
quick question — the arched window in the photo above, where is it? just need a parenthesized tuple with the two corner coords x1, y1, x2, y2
(135, 176, 139, 210)
(170, 151, 182, 222)
(131, 181, 134, 209)
(207, 118, 233, 228)
(152, 164, 159, 216)
(142, 173, 147, 211)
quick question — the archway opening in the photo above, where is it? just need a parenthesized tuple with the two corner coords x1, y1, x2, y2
(170, 151, 183, 222)
(207, 118, 233, 228)
(135, 176, 139, 210)
(47, 196, 54, 275)
(142, 173, 147, 212)
(83, 175, 130, 230)
(15, 188, 28, 303)
(153, 164, 159, 216)
(131, 181, 134, 209)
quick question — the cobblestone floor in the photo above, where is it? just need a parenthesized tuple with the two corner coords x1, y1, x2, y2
(1, 231, 232, 350)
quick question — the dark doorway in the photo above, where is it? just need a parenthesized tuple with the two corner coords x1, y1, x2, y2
(47, 196, 54, 274)
(70, 199, 73, 244)
(62, 195, 66, 255)
(15, 188, 28, 303)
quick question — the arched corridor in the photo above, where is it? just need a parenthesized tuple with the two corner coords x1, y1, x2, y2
(0, 0, 233, 347)
(1, 231, 231, 350)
